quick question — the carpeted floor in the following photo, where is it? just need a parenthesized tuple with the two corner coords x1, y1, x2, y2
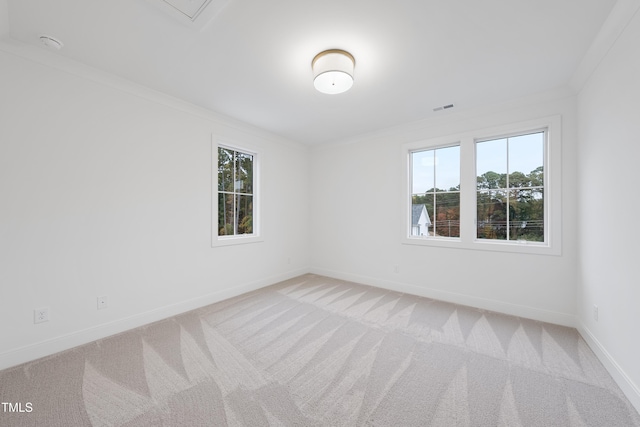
(1, 274, 639, 426)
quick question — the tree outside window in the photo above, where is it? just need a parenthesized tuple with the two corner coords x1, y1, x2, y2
(218, 146, 254, 236)
(404, 117, 559, 255)
(476, 131, 544, 242)
(410, 145, 461, 238)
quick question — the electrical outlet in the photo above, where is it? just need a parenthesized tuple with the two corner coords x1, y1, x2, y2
(97, 296, 108, 310)
(394, 265, 399, 274)
(34, 308, 49, 324)
(593, 304, 599, 321)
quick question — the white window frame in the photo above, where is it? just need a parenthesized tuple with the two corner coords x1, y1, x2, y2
(408, 143, 462, 241)
(401, 115, 562, 255)
(212, 138, 262, 247)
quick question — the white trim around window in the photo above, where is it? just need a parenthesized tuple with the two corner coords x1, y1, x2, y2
(401, 115, 562, 255)
(212, 137, 263, 247)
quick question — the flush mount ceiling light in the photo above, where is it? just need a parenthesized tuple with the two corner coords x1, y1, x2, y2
(312, 49, 355, 95)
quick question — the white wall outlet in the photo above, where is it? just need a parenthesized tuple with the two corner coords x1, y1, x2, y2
(394, 265, 399, 274)
(34, 308, 49, 324)
(593, 304, 599, 321)
(97, 296, 108, 310)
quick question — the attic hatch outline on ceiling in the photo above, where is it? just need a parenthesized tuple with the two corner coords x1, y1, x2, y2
(148, 0, 233, 30)
(162, 0, 211, 21)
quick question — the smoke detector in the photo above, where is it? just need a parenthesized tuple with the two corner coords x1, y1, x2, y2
(39, 35, 64, 50)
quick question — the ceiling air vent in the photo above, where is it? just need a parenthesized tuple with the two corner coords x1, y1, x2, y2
(433, 103, 455, 112)
(148, 0, 233, 29)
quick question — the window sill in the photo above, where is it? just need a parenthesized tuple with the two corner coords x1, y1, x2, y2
(211, 235, 263, 247)
(401, 236, 560, 256)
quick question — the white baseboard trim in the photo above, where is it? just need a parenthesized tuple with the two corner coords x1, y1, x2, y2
(0, 268, 310, 371)
(5, 267, 638, 417)
(310, 268, 576, 327)
(578, 322, 640, 415)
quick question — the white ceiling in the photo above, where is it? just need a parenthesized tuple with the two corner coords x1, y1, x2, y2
(4, 0, 617, 145)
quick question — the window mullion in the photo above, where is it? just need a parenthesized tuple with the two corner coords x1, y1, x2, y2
(233, 151, 238, 235)
(506, 137, 510, 241)
(460, 137, 475, 243)
(433, 150, 437, 236)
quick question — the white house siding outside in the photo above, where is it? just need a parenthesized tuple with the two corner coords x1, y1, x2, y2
(411, 204, 431, 236)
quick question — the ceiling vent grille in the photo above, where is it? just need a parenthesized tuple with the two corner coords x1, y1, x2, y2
(148, 0, 232, 29)
(433, 104, 455, 112)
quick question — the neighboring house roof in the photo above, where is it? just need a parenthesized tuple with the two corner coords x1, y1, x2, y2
(412, 204, 431, 225)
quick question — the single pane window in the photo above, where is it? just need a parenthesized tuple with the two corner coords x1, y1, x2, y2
(236, 195, 253, 234)
(410, 144, 460, 239)
(434, 192, 460, 237)
(476, 138, 507, 190)
(477, 189, 507, 240)
(218, 147, 234, 192)
(412, 150, 435, 194)
(508, 132, 544, 188)
(435, 145, 460, 192)
(508, 189, 544, 241)
(235, 152, 253, 194)
(476, 130, 545, 243)
(218, 193, 234, 235)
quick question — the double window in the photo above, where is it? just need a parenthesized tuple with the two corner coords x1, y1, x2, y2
(404, 116, 560, 255)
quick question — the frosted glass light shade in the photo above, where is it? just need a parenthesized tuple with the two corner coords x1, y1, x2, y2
(312, 49, 355, 94)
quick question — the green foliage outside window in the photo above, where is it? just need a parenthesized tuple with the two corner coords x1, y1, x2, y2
(412, 186, 461, 238)
(218, 147, 254, 236)
(476, 167, 544, 242)
(476, 130, 545, 242)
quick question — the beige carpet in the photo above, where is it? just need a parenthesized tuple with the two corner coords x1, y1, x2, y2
(1, 274, 639, 426)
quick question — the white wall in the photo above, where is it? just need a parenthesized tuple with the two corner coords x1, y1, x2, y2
(0, 45, 309, 369)
(1, 6, 638, 413)
(0, 0, 8, 38)
(310, 92, 579, 326)
(576, 6, 640, 410)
